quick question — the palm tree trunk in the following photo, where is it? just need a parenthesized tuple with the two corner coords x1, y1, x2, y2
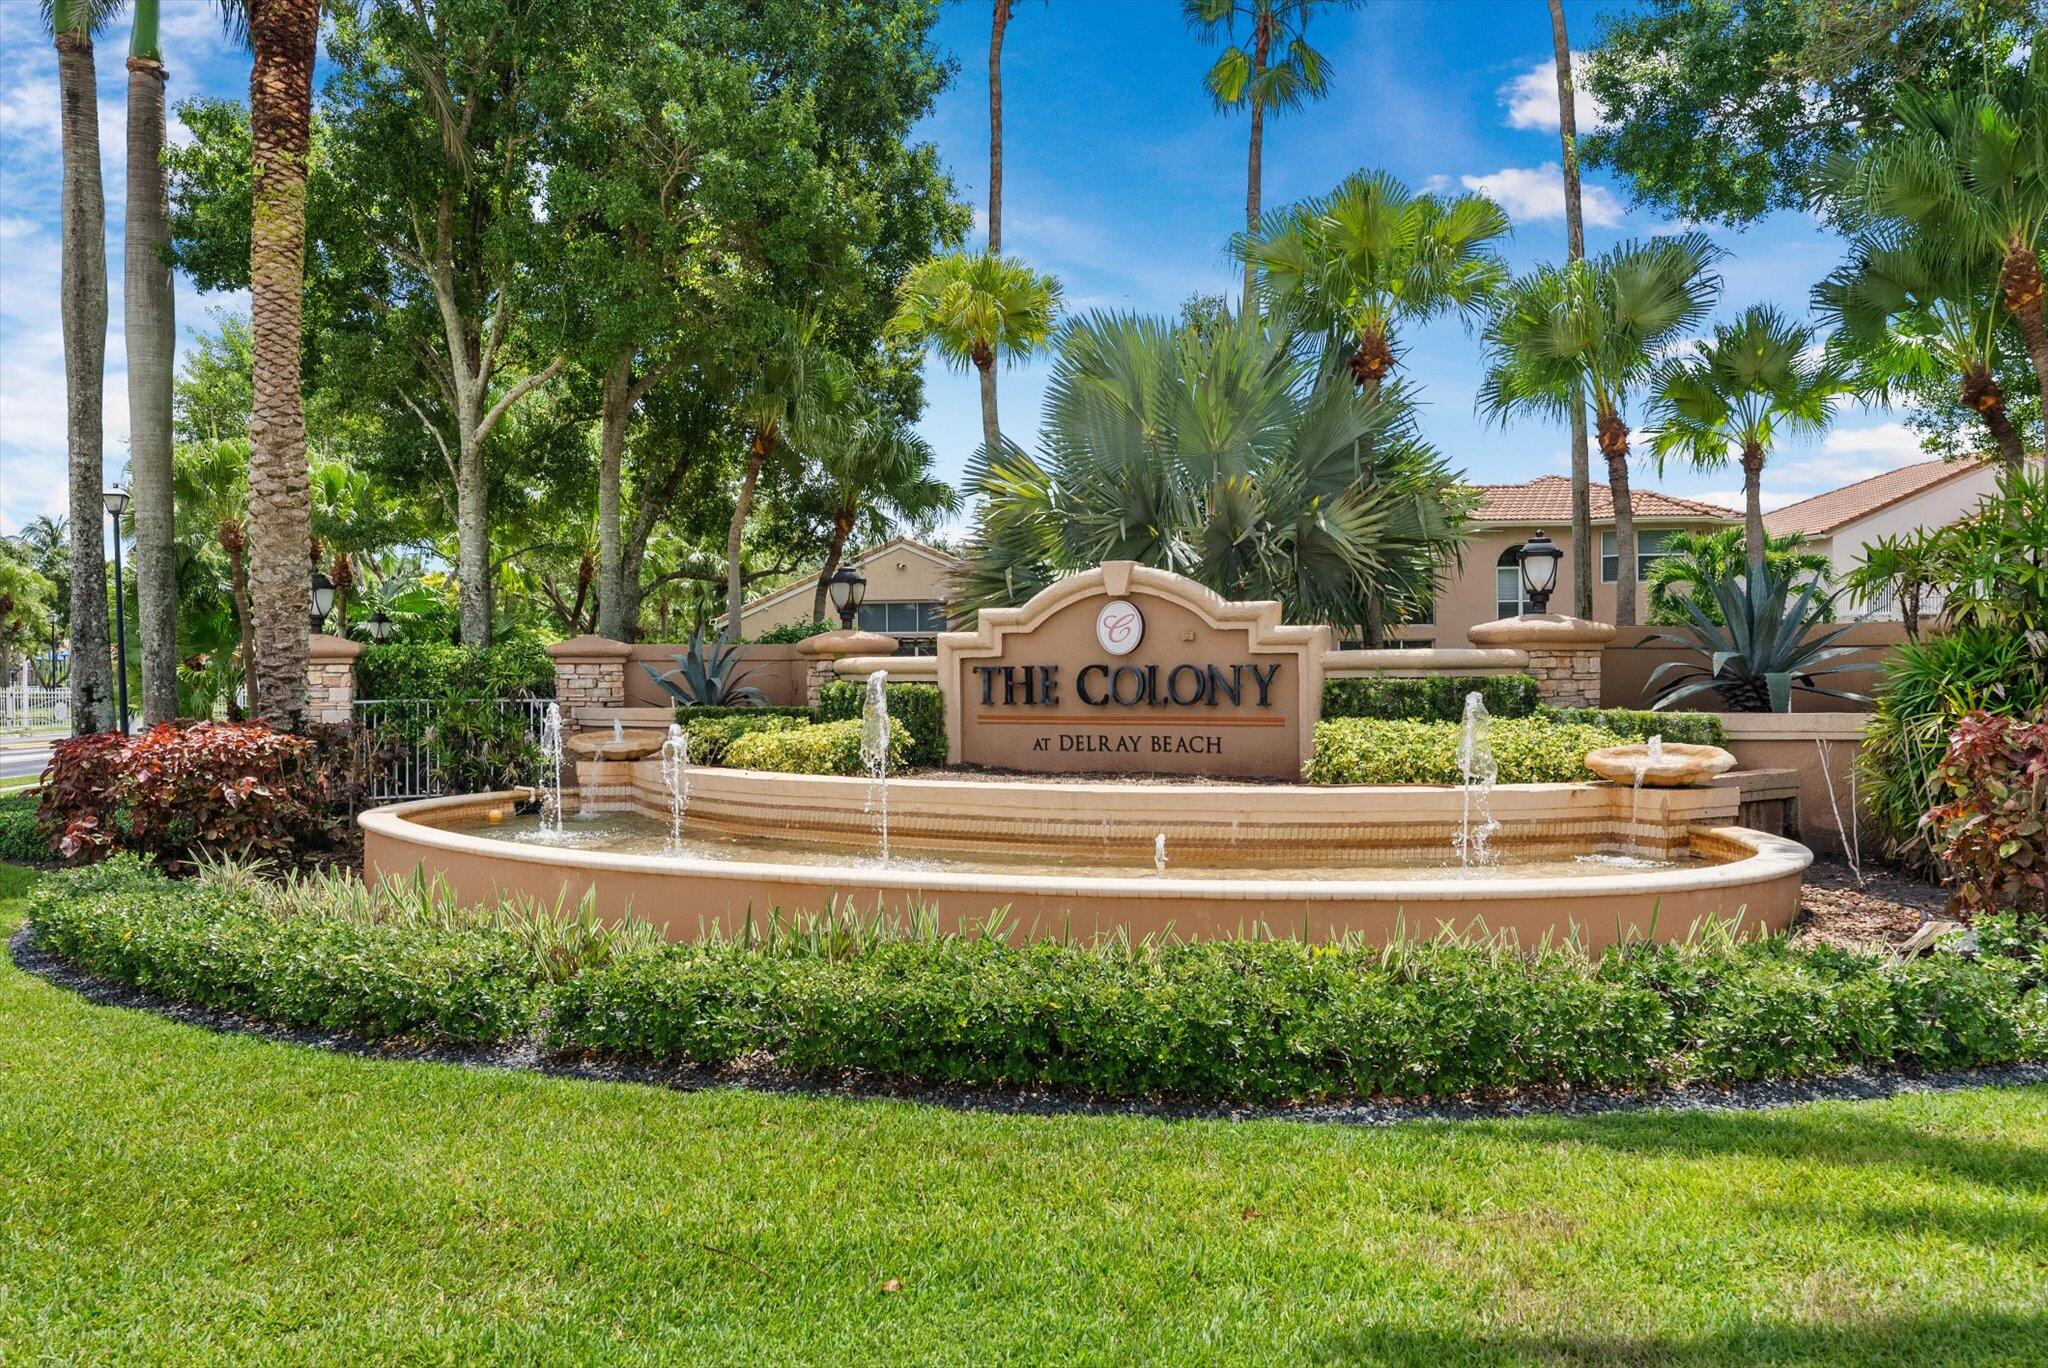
(1597, 409, 1638, 627)
(126, 2, 178, 725)
(1547, 0, 1595, 621)
(974, 345, 1001, 457)
(811, 513, 856, 624)
(988, 0, 1010, 256)
(56, 18, 112, 735)
(1242, 14, 1271, 310)
(724, 432, 770, 638)
(1962, 365, 2026, 469)
(225, 531, 257, 716)
(1997, 238, 2048, 471)
(246, 0, 320, 730)
(1740, 441, 1767, 578)
(595, 349, 632, 639)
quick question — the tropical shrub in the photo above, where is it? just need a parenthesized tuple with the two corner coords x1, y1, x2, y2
(1306, 717, 1627, 785)
(1923, 713, 2048, 922)
(38, 722, 334, 866)
(681, 712, 808, 767)
(1321, 675, 1538, 722)
(638, 635, 765, 707)
(1645, 564, 1869, 712)
(0, 793, 50, 863)
(1540, 707, 1726, 746)
(724, 718, 908, 776)
(1643, 527, 1832, 626)
(816, 680, 946, 766)
(749, 620, 834, 645)
(357, 639, 554, 700)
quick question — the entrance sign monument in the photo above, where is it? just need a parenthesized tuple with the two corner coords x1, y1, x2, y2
(937, 561, 1330, 779)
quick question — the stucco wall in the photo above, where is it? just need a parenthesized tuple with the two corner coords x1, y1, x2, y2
(735, 546, 959, 638)
(1814, 463, 2002, 616)
(623, 643, 809, 708)
(1600, 622, 1906, 713)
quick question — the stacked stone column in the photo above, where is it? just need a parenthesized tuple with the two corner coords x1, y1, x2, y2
(795, 629, 898, 706)
(1466, 614, 1616, 709)
(545, 635, 632, 719)
(306, 634, 364, 727)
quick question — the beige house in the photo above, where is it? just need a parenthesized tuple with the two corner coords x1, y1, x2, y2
(1397, 476, 1738, 646)
(1765, 457, 2000, 617)
(721, 536, 963, 649)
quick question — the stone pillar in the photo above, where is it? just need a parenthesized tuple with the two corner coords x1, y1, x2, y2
(1467, 614, 1617, 709)
(546, 635, 633, 720)
(795, 629, 898, 707)
(306, 634, 364, 728)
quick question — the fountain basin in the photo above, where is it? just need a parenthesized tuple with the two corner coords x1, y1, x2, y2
(1585, 742, 1738, 788)
(565, 729, 670, 762)
(360, 765, 1810, 951)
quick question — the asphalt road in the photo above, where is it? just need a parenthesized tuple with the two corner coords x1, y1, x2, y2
(0, 744, 54, 782)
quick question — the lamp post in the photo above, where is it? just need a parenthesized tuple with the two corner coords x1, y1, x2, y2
(309, 569, 336, 634)
(1516, 530, 1565, 616)
(103, 487, 131, 734)
(363, 608, 393, 643)
(824, 564, 868, 631)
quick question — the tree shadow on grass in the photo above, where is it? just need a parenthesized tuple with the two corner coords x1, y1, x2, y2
(1317, 1309, 2048, 1366)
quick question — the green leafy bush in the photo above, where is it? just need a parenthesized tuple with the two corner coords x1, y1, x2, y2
(725, 718, 908, 776)
(1305, 717, 1627, 785)
(1541, 707, 1726, 746)
(0, 793, 50, 863)
(1923, 712, 2048, 922)
(1321, 675, 1539, 722)
(357, 639, 555, 700)
(816, 680, 945, 767)
(681, 712, 809, 767)
(749, 620, 833, 645)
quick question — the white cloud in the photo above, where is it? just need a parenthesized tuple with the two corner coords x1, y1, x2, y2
(1688, 488, 1807, 514)
(1501, 55, 1611, 134)
(1461, 165, 1623, 227)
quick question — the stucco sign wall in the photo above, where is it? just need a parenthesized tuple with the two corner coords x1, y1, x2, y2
(936, 562, 1330, 779)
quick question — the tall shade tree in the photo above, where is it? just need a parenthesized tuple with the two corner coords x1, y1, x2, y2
(956, 309, 1471, 630)
(888, 252, 1062, 462)
(1815, 227, 2027, 469)
(1478, 232, 1723, 626)
(801, 413, 958, 623)
(1648, 305, 1845, 576)
(724, 321, 845, 634)
(988, 0, 1011, 254)
(48, 0, 114, 733)
(1547, 0, 1595, 620)
(1235, 170, 1509, 398)
(1830, 53, 2048, 467)
(1184, 0, 1347, 307)
(125, 0, 178, 723)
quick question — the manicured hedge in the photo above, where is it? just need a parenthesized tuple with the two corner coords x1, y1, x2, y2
(0, 793, 50, 863)
(1321, 675, 1539, 722)
(1543, 706, 1727, 746)
(816, 680, 946, 767)
(724, 717, 908, 776)
(27, 863, 2048, 1103)
(357, 639, 555, 700)
(1305, 717, 1628, 785)
(680, 712, 808, 766)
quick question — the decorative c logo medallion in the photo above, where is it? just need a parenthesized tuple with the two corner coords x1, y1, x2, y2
(1095, 599, 1144, 656)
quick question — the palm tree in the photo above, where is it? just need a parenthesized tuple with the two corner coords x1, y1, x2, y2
(1843, 528, 1946, 640)
(1814, 227, 2027, 469)
(803, 415, 959, 623)
(1184, 0, 1348, 308)
(126, 0, 178, 724)
(1834, 52, 2048, 467)
(957, 309, 1471, 630)
(724, 320, 845, 634)
(989, 0, 1012, 255)
(1235, 170, 1509, 398)
(1478, 233, 1723, 626)
(1644, 526, 1831, 627)
(1648, 305, 1846, 576)
(888, 252, 1062, 463)
(1546, 0, 1594, 619)
(172, 439, 257, 713)
(47, 0, 115, 733)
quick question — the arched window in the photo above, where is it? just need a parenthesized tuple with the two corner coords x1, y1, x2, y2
(1495, 544, 1529, 619)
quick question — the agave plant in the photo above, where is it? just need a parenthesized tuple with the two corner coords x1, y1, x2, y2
(639, 634, 766, 708)
(1645, 565, 1871, 713)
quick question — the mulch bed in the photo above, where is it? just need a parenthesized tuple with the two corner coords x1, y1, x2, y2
(1791, 856, 1952, 952)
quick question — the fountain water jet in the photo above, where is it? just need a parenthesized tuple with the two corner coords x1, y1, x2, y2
(859, 671, 891, 863)
(1454, 691, 1499, 869)
(658, 723, 690, 856)
(538, 702, 566, 835)
(1155, 833, 1167, 875)
(1626, 735, 1664, 859)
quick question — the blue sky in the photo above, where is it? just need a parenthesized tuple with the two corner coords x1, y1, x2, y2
(0, 0, 1927, 537)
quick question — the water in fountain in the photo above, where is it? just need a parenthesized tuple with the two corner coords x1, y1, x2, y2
(859, 670, 891, 864)
(1454, 691, 1500, 869)
(1155, 832, 1167, 875)
(612, 717, 624, 745)
(658, 723, 690, 856)
(539, 701, 566, 835)
(1627, 734, 1664, 859)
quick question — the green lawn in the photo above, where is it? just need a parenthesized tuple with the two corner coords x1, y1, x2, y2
(2, 862, 2046, 1364)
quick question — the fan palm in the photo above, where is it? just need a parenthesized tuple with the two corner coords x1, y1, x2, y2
(956, 309, 1471, 631)
(801, 414, 959, 624)
(1843, 528, 1947, 641)
(1478, 233, 1723, 625)
(1648, 306, 1846, 575)
(1234, 170, 1509, 398)
(1814, 226, 2026, 469)
(1644, 527, 1831, 627)
(888, 252, 1062, 464)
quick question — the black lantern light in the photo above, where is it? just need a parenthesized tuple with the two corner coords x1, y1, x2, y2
(102, 487, 131, 734)
(363, 608, 394, 643)
(824, 564, 868, 631)
(309, 569, 336, 633)
(1516, 530, 1565, 615)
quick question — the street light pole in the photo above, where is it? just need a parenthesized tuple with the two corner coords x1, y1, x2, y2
(104, 489, 131, 735)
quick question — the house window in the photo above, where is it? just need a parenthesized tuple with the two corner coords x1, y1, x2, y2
(1601, 530, 1678, 582)
(856, 601, 949, 634)
(1495, 545, 1531, 619)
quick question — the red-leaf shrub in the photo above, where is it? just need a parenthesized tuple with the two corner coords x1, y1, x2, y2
(1923, 712, 2048, 922)
(38, 722, 335, 866)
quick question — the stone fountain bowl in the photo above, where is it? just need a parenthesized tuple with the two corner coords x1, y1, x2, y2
(1584, 742, 1738, 788)
(565, 729, 670, 762)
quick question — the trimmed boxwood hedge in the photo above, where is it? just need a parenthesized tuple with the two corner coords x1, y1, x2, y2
(1322, 675, 1540, 722)
(1542, 706, 1726, 746)
(28, 863, 2048, 1103)
(0, 793, 50, 863)
(357, 639, 555, 700)
(816, 679, 945, 767)
(675, 709, 810, 766)
(724, 717, 909, 775)
(1306, 717, 1629, 785)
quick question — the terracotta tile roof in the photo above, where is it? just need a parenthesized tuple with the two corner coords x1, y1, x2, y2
(1470, 475, 1740, 525)
(1764, 458, 1991, 539)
